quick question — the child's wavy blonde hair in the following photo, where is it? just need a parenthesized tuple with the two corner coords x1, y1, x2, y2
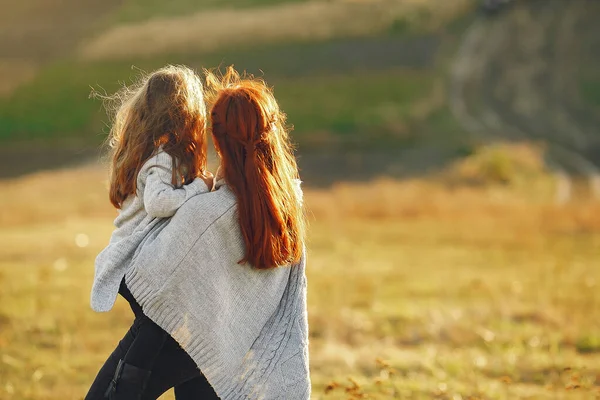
(102, 65, 207, 208)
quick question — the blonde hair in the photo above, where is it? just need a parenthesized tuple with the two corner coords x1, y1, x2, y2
(102, 65, 208, 208)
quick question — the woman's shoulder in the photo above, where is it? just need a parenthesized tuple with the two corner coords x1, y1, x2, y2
(175, 185, 237, 225)
(134, 186, 238, 265)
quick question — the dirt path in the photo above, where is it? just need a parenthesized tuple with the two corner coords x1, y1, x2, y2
(451, 0, 600, 202)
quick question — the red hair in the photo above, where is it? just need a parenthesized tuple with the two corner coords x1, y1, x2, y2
(206, 67, 305, 269)
(104, 65, 208, 208)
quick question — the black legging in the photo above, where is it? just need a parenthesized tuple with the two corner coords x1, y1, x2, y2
(85, 282, 219, 399)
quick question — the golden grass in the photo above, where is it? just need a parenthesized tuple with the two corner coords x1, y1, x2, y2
(1, 159, 600, 399)
(78, 0, 473, 61)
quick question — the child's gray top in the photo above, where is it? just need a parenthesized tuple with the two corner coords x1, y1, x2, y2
(91, 150, 209, 312)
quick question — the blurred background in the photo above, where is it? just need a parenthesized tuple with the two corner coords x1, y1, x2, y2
(1, 0, 600, 398)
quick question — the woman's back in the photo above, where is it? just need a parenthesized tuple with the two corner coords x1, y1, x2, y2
(125, 184, 310, 399)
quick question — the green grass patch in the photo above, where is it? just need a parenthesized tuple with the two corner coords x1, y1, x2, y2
(0, 61, 138, 143)
(0, 37, 437, 148)
(272, 70, 433, 146)
(581, 78, 600, 108)
(422, 107, 467, 142)
(388, 8, 434, 36)
(576, 334, 600, 354)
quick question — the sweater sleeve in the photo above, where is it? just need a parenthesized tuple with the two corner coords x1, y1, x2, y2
(139, 152, 209, 218)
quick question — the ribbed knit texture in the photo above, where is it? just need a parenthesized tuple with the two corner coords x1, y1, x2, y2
(91, 150, 209, 312)
(124, 184, 310, 400)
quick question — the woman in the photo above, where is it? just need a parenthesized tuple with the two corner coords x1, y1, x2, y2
(87, 67, 310, 399)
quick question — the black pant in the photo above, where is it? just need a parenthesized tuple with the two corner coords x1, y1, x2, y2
(85, 282, 219, 399)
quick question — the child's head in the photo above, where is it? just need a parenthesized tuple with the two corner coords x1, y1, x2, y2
(106, 65, 207, 208)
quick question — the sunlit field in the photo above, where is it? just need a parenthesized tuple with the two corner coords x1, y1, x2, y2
(1, 149, 600, 399)
(2, 0, 599, 398)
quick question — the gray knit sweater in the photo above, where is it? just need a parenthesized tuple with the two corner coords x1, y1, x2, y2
(91, 150, 209, 312)
(124, 183, 310, 400)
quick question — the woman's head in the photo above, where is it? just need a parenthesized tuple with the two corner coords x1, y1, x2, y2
(106, 65, 207, 208)
(206, 66, 305, 269)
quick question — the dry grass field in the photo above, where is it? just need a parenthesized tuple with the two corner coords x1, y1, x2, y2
(1, 146, 600, 399)
(2, 1, 599, 398)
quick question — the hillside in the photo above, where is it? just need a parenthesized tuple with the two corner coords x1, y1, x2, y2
(1, 0, 599, 188)
(0, 1, 471, 163)
(451, 0, 600, 199)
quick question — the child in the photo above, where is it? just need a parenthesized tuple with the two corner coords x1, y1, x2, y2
(88, 65, 212, 399)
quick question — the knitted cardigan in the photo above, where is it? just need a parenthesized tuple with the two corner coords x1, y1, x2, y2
(124, 183, 310, 400)
(91, 150, 209, 312)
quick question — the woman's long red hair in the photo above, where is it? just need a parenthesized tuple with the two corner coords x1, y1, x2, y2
(206, 67, 305, 269)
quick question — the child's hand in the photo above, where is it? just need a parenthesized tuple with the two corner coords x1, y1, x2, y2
(199, 171, 214, 191)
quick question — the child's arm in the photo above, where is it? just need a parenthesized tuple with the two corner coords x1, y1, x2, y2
(140, 152, 209, 218)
